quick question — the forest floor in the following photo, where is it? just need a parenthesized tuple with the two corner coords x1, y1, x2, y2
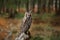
(0, 7, 60, 40)
(0, 17, 60, 40)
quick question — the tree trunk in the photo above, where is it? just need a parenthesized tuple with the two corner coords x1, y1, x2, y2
(42, 0, 46, 13)
(26, 0, 29, 12)
(56, 0, 60, 16)
(37, 0, 41, 14)
(31, 0, 36, 12)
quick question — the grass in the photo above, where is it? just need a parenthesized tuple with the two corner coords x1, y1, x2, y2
(50, 32, 60, 40)
(30, 35, 43, 40)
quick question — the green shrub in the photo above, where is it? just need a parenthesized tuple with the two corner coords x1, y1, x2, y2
(15, 13, 24, 19)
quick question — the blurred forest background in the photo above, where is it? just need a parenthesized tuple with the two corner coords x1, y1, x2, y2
(0, 0, 60, 40)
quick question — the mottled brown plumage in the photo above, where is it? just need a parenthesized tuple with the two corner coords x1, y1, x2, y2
(15, 11, 32, 40)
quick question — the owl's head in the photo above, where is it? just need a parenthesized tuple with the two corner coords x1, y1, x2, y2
(25, 10, 32, 18)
